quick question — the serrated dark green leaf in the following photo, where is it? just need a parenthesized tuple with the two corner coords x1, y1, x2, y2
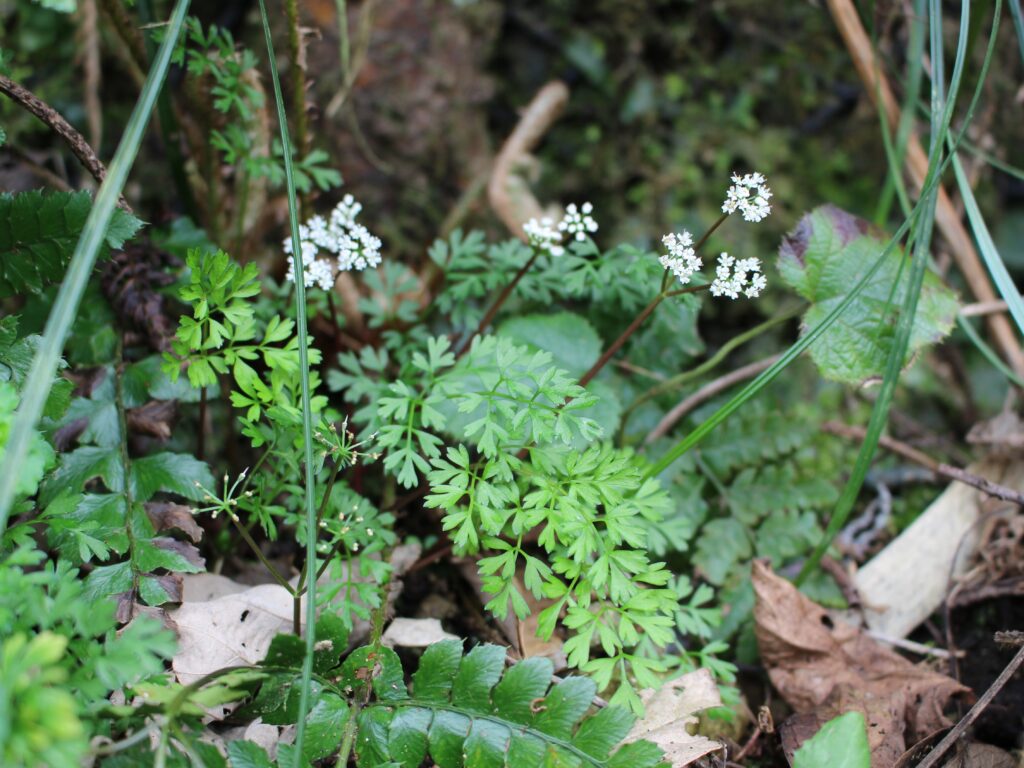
(263, 633, 306, 669)
(226, 740, 274, 768)
(0, 190, 143, 296)
(491, 656, 553, 723)
(40, 445, 124, 506)
(386, 707, 432, 767)
(356, 706, 394, 768)
(302, 693, 349, 761)
(313, 612, 349, 674)
(129, 451, 213, 502)
(779, 205, 958, 384)
(571, 705, 635, 760)
(412, 639, 463, 703)
(451, 644, 506, 712)
(531, 676, 595, 740)
(341, 646, 406, 701)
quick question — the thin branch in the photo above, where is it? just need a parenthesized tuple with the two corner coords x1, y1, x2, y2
(645, 354, 780, 443)
(916, 641, 1024, 768)
(0, 73, 129, 211)
(823, 421, 1024, 506)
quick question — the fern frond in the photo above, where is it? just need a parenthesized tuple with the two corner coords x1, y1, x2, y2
(355, 640, 665, 768)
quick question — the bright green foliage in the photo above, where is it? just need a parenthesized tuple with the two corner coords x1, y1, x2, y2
(0, 546, 174, 767)
(0, 190, 143, 296)
(792, 712, 871, 768)
(166, 248, 327, 443)
(779, 205, 958, 384)
(0, 380, 54, 498)
(352, 640, 665, 768)
(427, 441, 683, 710)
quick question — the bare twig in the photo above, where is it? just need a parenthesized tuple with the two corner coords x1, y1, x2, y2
(645, 355, 781, 443)
(916, 641, 1024, 768)
(78, 0, 103, 151)
(961, 300, 1009, 317)
(0, 73, 129, 211)
(827, 0, 1024, 378)
(823, 421, 1024, 506)
(487, 81, 569, 237)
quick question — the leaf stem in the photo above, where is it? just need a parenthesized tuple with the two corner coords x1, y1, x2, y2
(457, 249, 540, 358)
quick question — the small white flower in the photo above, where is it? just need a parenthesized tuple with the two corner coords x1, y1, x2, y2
(283, 193, 382, 288)
(722, 172, 772, 223)
(558, 202, 598, 242)
(659, 231, 702, 286)
(331, 193, 362, 229)
(523, 216, 565, 257)
(710, 252, 766, 299)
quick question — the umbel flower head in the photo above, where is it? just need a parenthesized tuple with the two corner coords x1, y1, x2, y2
(284, 193, 382, 289)
(659, 231, 702, 286)
(524, 202, 599, 256)
(722, 172, 772, 223)
(710, 253, 767, 299)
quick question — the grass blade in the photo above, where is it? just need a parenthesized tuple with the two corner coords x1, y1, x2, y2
(255, 2, 319, 763)
(0, 0, 191, 532)
(950, 150, 1024, 337)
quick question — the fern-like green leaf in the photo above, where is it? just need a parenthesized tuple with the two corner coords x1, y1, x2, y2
(0, 190, 143, 296)
(354, 640, 665, 768)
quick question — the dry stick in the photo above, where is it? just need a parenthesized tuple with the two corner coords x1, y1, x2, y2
(454, 81, 570, 356)
(0, 74, 129, 212)
(823, 421, 1024, 506)
(487, 80, 569, 237)
(645, 354, 781, 443)
(915, 642, 1024, 768)
(827, 0, 1024, 378)
(79, 0, 103, 151)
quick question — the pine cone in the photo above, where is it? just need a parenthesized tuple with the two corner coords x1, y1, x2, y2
(101, 243, 180, 352)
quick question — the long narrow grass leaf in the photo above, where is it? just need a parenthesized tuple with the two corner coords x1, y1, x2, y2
(950, 151, 1024, 338)
(798, 0, 997, 583)
(0, 0, 191, 531)
(255, 3, 319, 763)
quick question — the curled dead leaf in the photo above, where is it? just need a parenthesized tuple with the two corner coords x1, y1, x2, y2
(752, 560, 969, 767)
(624, 668, 724, 767)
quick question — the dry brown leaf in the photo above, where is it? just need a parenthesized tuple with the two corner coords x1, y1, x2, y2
(753, 560, 969, 767)
(169, 583, 302, 685)
(145, 502, 202, 543)
(381, 617, 459, 648)
(623, 668, 724, 766)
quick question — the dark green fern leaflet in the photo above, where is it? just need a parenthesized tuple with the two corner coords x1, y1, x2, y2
(355, 641, 665, 768)
(0, 190, 143, 296)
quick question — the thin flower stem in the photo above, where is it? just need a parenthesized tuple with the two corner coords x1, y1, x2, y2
(579, 284, 707, 387)
(692, 212, 729, 254)
(580, 294, 664, 387)
(457, 249, 539, 358)
(227, 514, 295, 596)
(295, 460, 343, 595)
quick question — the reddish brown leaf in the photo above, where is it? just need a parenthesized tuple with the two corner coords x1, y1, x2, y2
(752, 560, 969, 768)
(146, 502, 203, 543)
(127, 400, 176, 441)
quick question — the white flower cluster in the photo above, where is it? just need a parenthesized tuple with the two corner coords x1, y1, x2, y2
(558, 202, 598, 241)
(722, 172, 772, 223)
(524, 202, 599, 256)
(710, 253, 767, 299)
(659, 231, 702, 286)
(283, 193, 382, 290)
